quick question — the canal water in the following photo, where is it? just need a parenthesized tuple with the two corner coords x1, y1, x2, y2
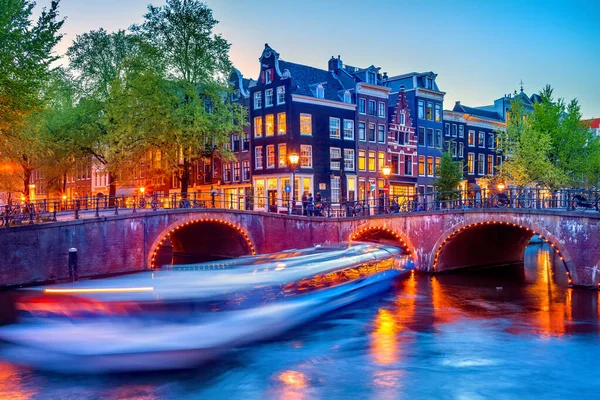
(1, 243, 599, 399)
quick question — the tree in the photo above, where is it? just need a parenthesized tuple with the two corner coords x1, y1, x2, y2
(129, 0, 241, 194)
(0, 0, 64, 197)
(433, 148, 463, 200)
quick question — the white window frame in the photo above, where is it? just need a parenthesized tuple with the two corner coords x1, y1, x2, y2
(459, 142, 464, 157)
(330, 176, 341, 203)
(242, 160, 250, 180)
(277, 112, 286, 135)
(329, 117, 341, 139)
(400, 112, 405, 126)
(255, 147, 263, 170)
(253, 116, 262, 138)
(300, 113, 312, 136)
(468, 130, 475, 147)
(478, 153, 485, 175)
(344, 148, 355, 171)
(343, 119, 354, 140)
(316, 84, 324, 99)
(277, 86, 285, 105)
(378, 124, 386, 143)
(343, 91, 351, 104)
(265, 69, 273, 84)
(300, 144, 313, 168)
(278, 143, 287, 167)
(266, 145, 275, 169)
(359, 98, 366, 114)
(359, 121, 366, 141)
(378, 102, 385, 118)
(418, 100, 424, 119)
(467, 152, 474, 175)
(330, 147, 341, 170)
(265, 88, 273, 107)
(254, 92, 261, 109)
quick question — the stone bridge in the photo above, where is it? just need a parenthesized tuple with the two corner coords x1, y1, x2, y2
(1, 209, 600, 288)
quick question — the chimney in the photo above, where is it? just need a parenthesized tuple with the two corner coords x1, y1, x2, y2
(455, 101, 461, 108)
(328, 55, 342, 72)
(383, 72, 388, 84)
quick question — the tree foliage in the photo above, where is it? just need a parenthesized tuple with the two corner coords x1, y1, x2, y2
(434, 148, 463, 199)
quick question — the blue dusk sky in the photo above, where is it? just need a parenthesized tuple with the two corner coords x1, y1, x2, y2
(38, 0, 599, 118)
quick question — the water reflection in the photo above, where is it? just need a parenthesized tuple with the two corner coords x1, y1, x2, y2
(0, 362, 36, 400)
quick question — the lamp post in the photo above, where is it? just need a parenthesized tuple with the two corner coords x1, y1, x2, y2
(288, 152, 299, 215)
(382, 165, 391, 213)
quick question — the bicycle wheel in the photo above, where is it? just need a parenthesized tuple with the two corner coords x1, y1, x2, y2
(517, 194, 531, 208)
(139, 198, 147, 208)
(571, 195, 587, 211)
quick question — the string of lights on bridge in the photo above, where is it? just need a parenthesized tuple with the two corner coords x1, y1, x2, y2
(349, 226, 414, 260)
(150, 218, 256, 269)
(432, 220, 573, 286)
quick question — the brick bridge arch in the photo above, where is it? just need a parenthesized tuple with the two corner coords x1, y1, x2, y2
(349, 225, 415, 262)
(1, 208, 600, 288)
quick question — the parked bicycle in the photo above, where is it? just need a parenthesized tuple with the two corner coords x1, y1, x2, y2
(570, 192, 600, 211)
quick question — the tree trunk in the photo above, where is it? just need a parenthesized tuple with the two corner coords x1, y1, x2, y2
(180, 160, 190, 197)
(22, 168, 32, 199)
(108, 172, 117, 206)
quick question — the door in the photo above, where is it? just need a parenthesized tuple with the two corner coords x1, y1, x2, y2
(268, 189, 277, 212)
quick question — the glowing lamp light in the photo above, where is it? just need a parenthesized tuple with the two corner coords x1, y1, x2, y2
(382, 166, 392, 177)
(62, 195, 67, 200)
(140, 187, 145, 194)
(288, 152, 300, 166)
(497, 183, 505, 191)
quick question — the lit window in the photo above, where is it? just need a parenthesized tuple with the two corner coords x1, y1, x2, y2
(300, 113, 312, 135)
(277, 86, 285, 104)
(344, 149, 355, 171)
(358, 150, 366, 171)
(265, 114, 274, 136)
(368, 151, 376, 171)
(265, 89, 273, 107)
(278, 144, 287, 167)
(254, 116, 262, 137)
(300, 145, 312, 168)
(435, 157, 441, 176)
(426, 103, 433, 120)
(329, 117, 341, 139)
(255, 147, 263, 169)
(467, 153, 474, 174)
(487, 155, 494, 174)
(277, 112, 286, 135)
(343, 120, 354, 140)
(427, 156, 433, 176)
(254, 92, 261, 109)
(378, 152, 385, 171)
(330, 147, 341, 170)
(266, 145, 275, 168)
(418, 156, 425, 176)
(468, 130, 475, 146)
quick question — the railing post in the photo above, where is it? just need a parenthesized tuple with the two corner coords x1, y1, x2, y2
(4, 205, 9, 226)
(95, 197, 100, 217)
(566, 189, 571, 211)
(29, 203, 34, 225)
(114, 197, 119, 215)
(53, 201, 57, 222)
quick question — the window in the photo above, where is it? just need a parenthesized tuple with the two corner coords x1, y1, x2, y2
(435, 129, 442, 148)
(435, 104, 441, 122)
(277, 86, 285, 104)
(368, 100, 376, 115)
(330, 147, 341, 170)
(254, 116, 262, 137)
(266, 145, 275, 168)
(368, 123, 376, 142)
(359, 122, 366, 141)
(344, 149, 355, 171)
(487, 155, 494, 175)
(378, 102, 385, 117)
(254, 92, 261, 109)
(478, 131, 485, 147)
(343, 120, 354, 140)
(300, 113, 312, 135)
(426, 103, 433, 120)
(367, 71, 376, 84)
(396, 130, 405, 144)
(359, 98, 366, 114)
(400, 112, 405, 126)
(265, 88, 273, 107)
(487, 133, 494, 149)
(378, 125, 386, 143)
(459, 142, 464, 157)
(265, 114, 274, 136)
(467, 153, 474, 174)
(242, 161, 250, 180)
(358, 150, 366, 171)
(343, 91, 351, 103)
(316, 84, 324, 99)
(496, 156, 502, 169)
(242, 132, 249, 151)
(426, 128, 434, 147)
(458, 125, 464, 138)
(300, 145, 312, 168)
(255, 147, 263, 169)
(277, 112, 286, 135)
(278, 143, 287, 167)
(427, 156, 433, 176)
(425, 77, 432, 89)
(233, 162, 240, 181)
(478, 153, 485, 175)
(468, 130, 475, 146)
(404, 155, 412, 175)
(329, 117, 341, 139)
(330, 177, 341, 203)
(378, 152, 385, 171)
(418, 156, 425, 175)
(445, 123, 450, 137)
(368, 151, 376, 171)
(451, 141, 457, 157)
(223, 163, 232, 181)
(452, 124, 457, 137)
(265, 69, 273, 84)
(418, 127, 425, 146)
(418, 100, 424, 119)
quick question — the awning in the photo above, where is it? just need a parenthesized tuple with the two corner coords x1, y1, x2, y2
(115, 186, 137, 197)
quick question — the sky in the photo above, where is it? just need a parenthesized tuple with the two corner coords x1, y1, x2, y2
(35, 0, 600, 118)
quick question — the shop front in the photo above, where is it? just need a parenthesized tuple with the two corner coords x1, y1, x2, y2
(253, 174, 313, 213)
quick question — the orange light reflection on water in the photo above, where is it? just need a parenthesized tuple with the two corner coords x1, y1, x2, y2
(277, 370, 307, 400)
(0, 362, 36, 400)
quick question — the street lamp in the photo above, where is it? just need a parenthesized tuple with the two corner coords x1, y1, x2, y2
(497, 182, 505, 192)
(382, 165, 391, 213)
(288, 152, 299, 214)
(140, 187, 145, 195)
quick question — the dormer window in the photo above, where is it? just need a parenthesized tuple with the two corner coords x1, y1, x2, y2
(265, 69, 273, 84)
(425, 77, 433, 90)
(343, 91, 351, 104)
(367, 71, 376, 85)
(316, 84, 324, 99)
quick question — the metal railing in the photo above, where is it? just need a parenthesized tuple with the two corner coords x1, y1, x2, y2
(0, 187, 597, 227)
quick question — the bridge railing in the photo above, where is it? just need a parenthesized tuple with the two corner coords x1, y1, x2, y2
(0, 188, 597, 227)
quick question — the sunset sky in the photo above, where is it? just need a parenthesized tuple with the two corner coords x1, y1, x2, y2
(37, 0, 599, 118)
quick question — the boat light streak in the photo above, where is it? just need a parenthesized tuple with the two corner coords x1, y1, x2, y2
(44, 287, 154, 294)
